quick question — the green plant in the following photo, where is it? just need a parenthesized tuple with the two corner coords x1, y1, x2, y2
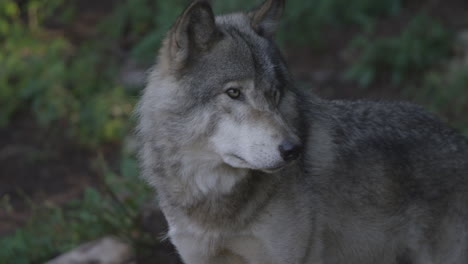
(0, 0, 68, 125)
(0, 0, 133, 147)
(0, 153, 152, 264)
(346, 14, 452, 87)
(410, 66, 468, 136)
(277, 0, 402, 45)
(102, 0, 405, 62)
(100, 0, 189, 63)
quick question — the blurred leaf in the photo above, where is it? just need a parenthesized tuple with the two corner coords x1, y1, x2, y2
(346, 14, 452, 87)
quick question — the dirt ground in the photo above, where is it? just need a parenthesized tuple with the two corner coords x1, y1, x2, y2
(0, 114, 98, 235)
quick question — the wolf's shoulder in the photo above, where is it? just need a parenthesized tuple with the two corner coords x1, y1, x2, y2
(320, 99, 468, 161)
(326, 99, 440, 125)
(304, 99, 468, 210)
(325, 99, 463, 138)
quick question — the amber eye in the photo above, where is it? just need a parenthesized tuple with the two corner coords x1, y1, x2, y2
(226, 88, 241, 99)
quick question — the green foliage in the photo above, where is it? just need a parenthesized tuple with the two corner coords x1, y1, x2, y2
(277, 0, 402, 44)
(0, 153, 151, 264)
(108, 0, 257, 62)
(102, 0, 188, 62)
(102, 0, 404, 62)
(0, 0, 132, 147)
(346, 15, 452, 86)
(0, 0, 66, 125)
(412, 66, 468, 135)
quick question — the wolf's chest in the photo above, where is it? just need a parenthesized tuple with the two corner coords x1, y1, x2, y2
(169, 225, 277, 263)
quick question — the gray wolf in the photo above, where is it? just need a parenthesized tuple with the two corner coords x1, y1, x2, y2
(136, 0, 468, 263)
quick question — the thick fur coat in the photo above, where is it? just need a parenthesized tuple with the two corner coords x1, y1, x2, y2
(137, 1, 468, 263)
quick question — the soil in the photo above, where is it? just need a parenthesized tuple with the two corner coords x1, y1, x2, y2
(0, 0, 467, 263)
(0, 113, 99, 235)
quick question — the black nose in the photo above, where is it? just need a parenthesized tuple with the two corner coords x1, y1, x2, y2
(278, 140, 302, 162)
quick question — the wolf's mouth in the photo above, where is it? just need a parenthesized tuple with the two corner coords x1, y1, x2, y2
(260, 164, 287, 173)
(223, 153, 253, 169)
(226, 154, 289, 173)
(229, 154, 249, 164)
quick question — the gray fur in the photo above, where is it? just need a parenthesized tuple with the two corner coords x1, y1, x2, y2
(136, 0, 468, 263)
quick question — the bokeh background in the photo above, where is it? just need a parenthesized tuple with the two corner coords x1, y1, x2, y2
(0, 0, 467, 263)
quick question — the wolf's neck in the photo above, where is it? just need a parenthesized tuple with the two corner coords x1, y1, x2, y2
(159, 148, 250, 206)
(159, 149, 280, 229)
(178, 150, 250, 196)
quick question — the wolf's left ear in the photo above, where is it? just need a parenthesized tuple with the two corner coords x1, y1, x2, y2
(248, 0, 285, 37)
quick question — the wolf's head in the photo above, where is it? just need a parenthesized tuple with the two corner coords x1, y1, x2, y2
(141, 0, 303, 172)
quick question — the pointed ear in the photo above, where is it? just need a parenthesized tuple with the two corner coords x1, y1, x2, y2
(169, 1, 220, 67)
(248, 0, 285, 37)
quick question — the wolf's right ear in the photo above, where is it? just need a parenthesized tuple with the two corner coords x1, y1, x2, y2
(169, 1, 220, 67)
